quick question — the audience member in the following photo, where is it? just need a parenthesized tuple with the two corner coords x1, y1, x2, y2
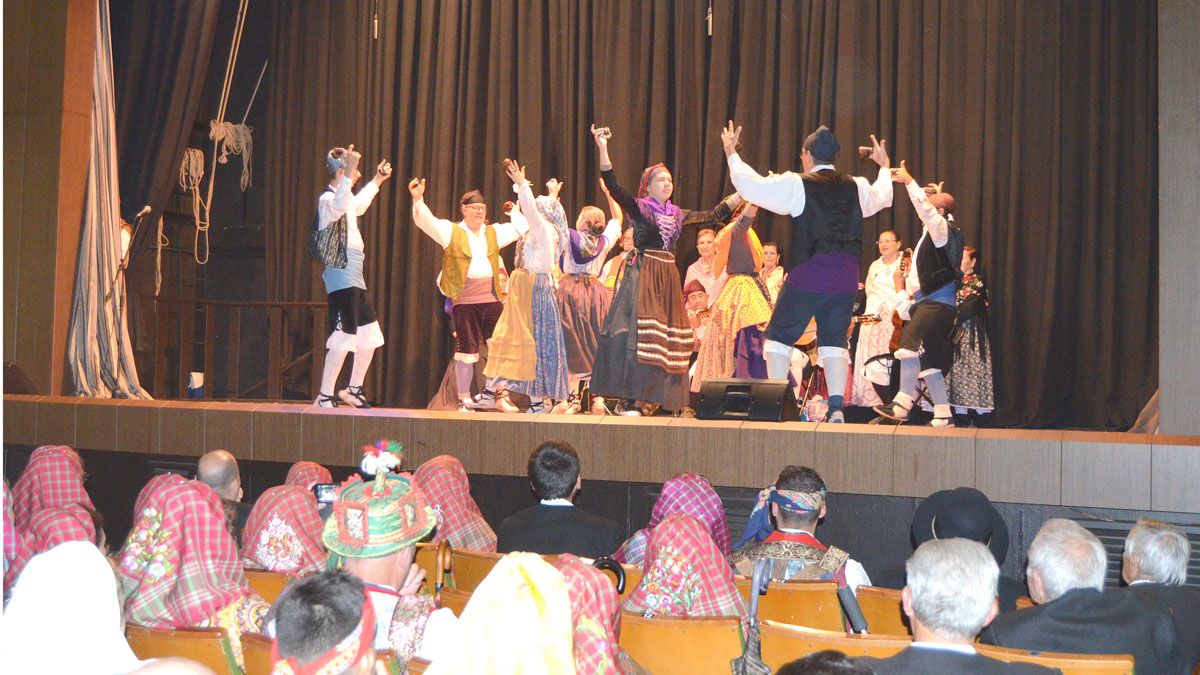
(496, 441, 622, 558)
(7, 502, 100, 584)
(272, 570, 380, 675)
(197, 449, 250, 545)
(414, 455, 497, 552)
(118, 477, 269, 668)
(2, 480, 20, 591)
(550, 554, 633, 673)
(875, 486, 1024, 611)
(285, 461, 334, 491)
(778, 650, 872, 675)
(10, 445, 95, 531)
(730, 466, 870, 590)
(980, 518, 1187, 674)
(615, 472, 731, 565)
(623, 513, 747, 621)
(684, 227, 727, 308)
(242, 485, 325, 577)
(858, 539, 1056, 673)
(1120, 518, 1199, 669)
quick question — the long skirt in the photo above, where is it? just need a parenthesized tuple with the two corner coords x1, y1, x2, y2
(485, 270, 570, 399)
(947, 318, 994, 412)
(591, 251, 692, 412)
(849, 318, 896, 407)
(556, 273, 612, 376)
(690, 274, 773, 392)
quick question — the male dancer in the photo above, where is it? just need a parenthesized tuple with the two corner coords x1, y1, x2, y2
(315, 145, 392, 408)
(874, 162, 963, 427)
(721, 122, 893, 422)
(409, 177, 527, 410)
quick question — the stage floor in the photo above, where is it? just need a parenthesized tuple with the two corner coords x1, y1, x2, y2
(4, 395, 1198, 514)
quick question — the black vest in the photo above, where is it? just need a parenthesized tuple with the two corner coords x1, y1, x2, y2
(914, 227, 962, 296)
(788, 170, 863, 266)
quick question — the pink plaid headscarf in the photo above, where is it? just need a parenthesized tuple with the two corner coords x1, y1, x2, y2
(285, 462, 333, 491)
(614, 473, 731, 565)
(242, 486, 325, 577)
(5, 502, 98, 587)
(413, 455, 496, 552)
(551, 554, 623, 673)
(10, 446, 94, 532)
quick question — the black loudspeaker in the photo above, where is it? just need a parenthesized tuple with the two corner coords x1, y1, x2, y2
(696, 378, 799, 422)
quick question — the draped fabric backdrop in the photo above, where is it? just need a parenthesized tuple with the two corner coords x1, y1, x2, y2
(263, 1, 1156, 429)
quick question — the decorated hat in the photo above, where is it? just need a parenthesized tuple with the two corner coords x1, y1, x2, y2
(322, 441, 436, 559)
(910, 487, 1009, 564)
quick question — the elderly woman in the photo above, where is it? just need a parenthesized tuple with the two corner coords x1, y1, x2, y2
(413, 455, 496, 552)
(242, 485, 326, 577)
(614, 473, 731, 565)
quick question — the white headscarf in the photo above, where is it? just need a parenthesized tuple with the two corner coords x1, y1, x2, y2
(1, 540, 149, 674)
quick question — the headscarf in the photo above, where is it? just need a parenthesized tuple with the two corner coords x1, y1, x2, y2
(1, 541, 149, 675)
(271, 591, 377, 675)
(734, 483, 826, 549)
(615, 473, 731, 565)
(413, 455, 497, 552)
(552, 554, 623, 674)
(426, 552, 575, 674)
(535, 194, 571, 265)
(3, 481, 22, 579)
(6, 502, 97, 587)
(118, 478, 258, 628)
(637, 163, 683, 248)
(10, 445, 94, 531)
(623, 514, 747, 620)
(134, 473, 188, 519)
(243, 486, 326, 577)
(286, 462, 333, 491)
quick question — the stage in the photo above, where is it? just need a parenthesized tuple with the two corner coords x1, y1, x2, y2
(5, 394, 1198, 514)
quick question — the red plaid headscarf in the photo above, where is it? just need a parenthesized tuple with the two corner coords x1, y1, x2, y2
(243, 486, 326, 577)
(3, 481, 20, 573)
(5, 502, 97, 587)
(10, 446, 94, 532)
(413, 455, 496, 552)
(119, 478, 259, 628)
(133, 473, 188, 522)
(552, 554, 623, 673)
(622, 513, 747, 620)
(615, 473, 731, 565)
(286, 462, 333, 491)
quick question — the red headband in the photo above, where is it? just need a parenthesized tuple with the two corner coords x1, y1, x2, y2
(271, 593, 377, 674)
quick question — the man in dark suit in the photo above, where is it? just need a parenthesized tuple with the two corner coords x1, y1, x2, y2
(980, 518, 1188, 674)
(496, 440, 622, 558)
(1119, 518, 1199, 670)
(857, 538, 1057, 674)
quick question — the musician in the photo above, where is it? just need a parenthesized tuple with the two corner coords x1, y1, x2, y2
(848, 230, 905, 408)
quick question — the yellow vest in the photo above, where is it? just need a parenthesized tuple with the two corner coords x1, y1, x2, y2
(442, 224, 502, 301)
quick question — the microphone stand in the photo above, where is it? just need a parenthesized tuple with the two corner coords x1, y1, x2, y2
(105, 210, 149, 302)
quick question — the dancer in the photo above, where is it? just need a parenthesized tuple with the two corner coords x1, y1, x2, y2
(874, 162, 964, 427)
(848, 230, 905, 407)
(555, 178, 624, 413)
(947, 245, 994, 418)
(314, 145, 392, 408)
(589, 124, 741, 415)
(410, 177, 528, 411)
(721, 121, 893, 423)
(482, 160, 571, 412)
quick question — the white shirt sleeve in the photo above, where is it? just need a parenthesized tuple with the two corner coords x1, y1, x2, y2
(411, 199, 455, 248)
(492, 209, 529, 248)
(845, 558, 872, 594)
(905, 181, 949, 246)
(726, 153, 807, 217)
(853, 166, 895, 218)
(317, 177, 354, 230)
(351, 181, 380, 217)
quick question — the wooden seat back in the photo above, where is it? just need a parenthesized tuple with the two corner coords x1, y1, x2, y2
(735, 576, 844, 631)
(1015, 595, 1036, 610)
(415, 541, 453, 595)
(406, 656, 432, 673)
(438, 587, 472, 617)
(618, 610, 743, 675)
(245, 569, 291, 604)
(597, 562, 642, 602)
(759, 620, 911, 671)
(240, 632, 275, 675)
(977, 644, 1134, 675)
(125, 624, 239, 675)
(855, 585, 912, 636)
(450, 548, 504, 592)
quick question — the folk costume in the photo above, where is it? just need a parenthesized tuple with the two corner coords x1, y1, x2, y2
(413, 455, 496, 552)
(243, 485, 326, 578)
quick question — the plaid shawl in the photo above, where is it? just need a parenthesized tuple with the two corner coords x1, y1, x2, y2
(243, 486, 325, 577)
(552, 554, 623, 674)
(6, 502, 97, 587)
(413, 456, 497, 552)
(623, 514, 747, 620)
(11, 446, 94, 532)
(3, 482, 20, 571)
(134, 473, 188, 519)
(119, 478, 259, 628)
(615, 473, 731, 565)
(286, 462, 333, 491)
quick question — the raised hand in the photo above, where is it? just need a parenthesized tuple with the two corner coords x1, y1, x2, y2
(721, 120, 743, 157)
(398, 561, 426, 596)
(407, 177, 426, 199)
(545, 178, 564, 199)
(889, 160, 913, 185)
(742, 202, 759, 219)
(503, 158, 526, 185)
(344, 143, 361, 172)
(590, 124, 611, 149)
(923, 181, 944, 195)
(857, 134, 890, 168)
(374, 159, 393, 183)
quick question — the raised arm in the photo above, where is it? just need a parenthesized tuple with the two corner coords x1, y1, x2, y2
(852, 134, 893, 217)
(892, 161, 948, 246)
(408, 177, 455, 248)
(721, 120, 806, 216)
(599, 177, 623, 225)
(592, 124, 642, 220)
(351, 159, 393, 216)
(682, 192, 741, 228)
(505, 159, 544, 246)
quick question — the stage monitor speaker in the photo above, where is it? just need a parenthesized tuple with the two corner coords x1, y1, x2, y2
(696, 378, 798, 422)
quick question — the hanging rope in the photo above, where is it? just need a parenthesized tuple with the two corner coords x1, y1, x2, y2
(211, 120, 253, 190)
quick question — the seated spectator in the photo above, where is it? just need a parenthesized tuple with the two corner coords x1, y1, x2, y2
(980, 518, 1187, 674)
(242, 485, 325, 577)
(858, 539, 1056, 674)
(9, 446, 95, 531)
(875, 486, 1025, 612)
(285, 461, 333, 491)
(1120, 518, 1199, 670)
(7, 502, 101, 583)
(623, 513, 747, 621)
(272, 570, 379, 675)
(614, 472, 731, 566)
(197, 449, 250, 546)
(2, 541, 150, 673)
(729, 466, 870, 591)
(3, 481, 20, 591)
(551, 553, 642, 672)
(118, 477, 269, 668)
(322, 443, 443, 660)
(778, 650, 872, 675)
(414, 455, 497, 551)
(496, 441, 622, 558)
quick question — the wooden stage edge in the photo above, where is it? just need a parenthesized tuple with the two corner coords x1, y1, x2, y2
(5, 395, 1199, 514)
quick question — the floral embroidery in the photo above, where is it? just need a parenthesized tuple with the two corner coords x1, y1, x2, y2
(253, 513, 303, 573)
(638, 545, 701, 616)
(120, 507, 177, 583)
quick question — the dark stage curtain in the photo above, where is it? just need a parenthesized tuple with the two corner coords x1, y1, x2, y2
(262, 1, 1156, 429)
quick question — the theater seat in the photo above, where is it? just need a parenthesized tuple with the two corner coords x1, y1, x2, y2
(125, 624, 239, 675)
(438, 587, 472, 617)
(759, 620, 911, 671)
(245, 569, 291, 604)
(239, 632, 274, 675)
(976, 643, 1134, 675)
(734, 576, 844, 631)
(854, 585, 912, 636)
(406, 657, 431, 673)
(416, 541, 453, 595)
(450, 549, 504, 592)
(618, 610, 743, 675)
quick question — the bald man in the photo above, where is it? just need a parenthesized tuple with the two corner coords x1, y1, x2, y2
(197, 449, 249, 546)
